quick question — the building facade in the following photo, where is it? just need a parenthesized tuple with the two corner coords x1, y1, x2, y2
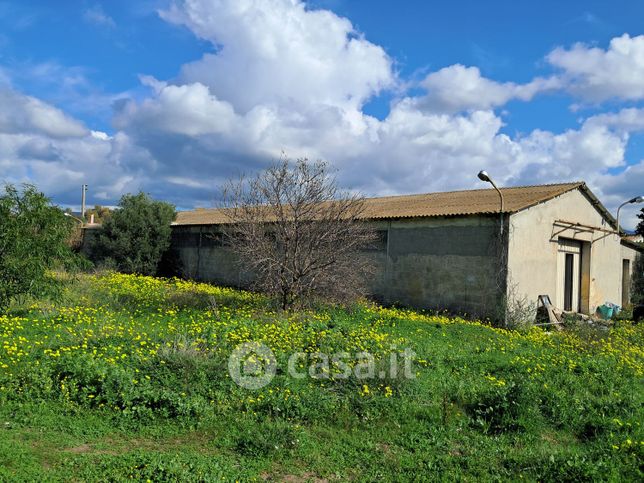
(168, 182, 642, 319)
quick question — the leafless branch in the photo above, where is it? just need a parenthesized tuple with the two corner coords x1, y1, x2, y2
(221, 157, 377, 309)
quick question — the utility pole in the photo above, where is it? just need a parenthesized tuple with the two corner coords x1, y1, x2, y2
(81, 184, 88, 219)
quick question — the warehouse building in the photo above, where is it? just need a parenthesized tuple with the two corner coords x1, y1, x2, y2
(168, 182, 642, 319)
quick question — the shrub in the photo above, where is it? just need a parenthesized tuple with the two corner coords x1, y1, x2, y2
(234, 422, 300, 457)
(92, 192, 175, 275)
(0, 184, 81, 311)
(632, 254, 643, 305)
(464, 379, 528, 434)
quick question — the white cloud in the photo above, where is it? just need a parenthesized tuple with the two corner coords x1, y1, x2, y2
(105, 2, 644, 225)
(584, 107, 644, 131)
(0, 86, 146, 208)
(0, 128, 141, 207)
(547, 34, 644, 102)
(114, 70, 644, 225)
(509, 127, 625, 194)
(91, 130, 111, 141)
(2, 1, 644, 229)
(596, 160, 644, 230)
(416, 64, 560, 113)
(160, 0, 395, 112)
(115, 81, 238, 136)
(0, 88, 87, 138)
(83, 5, 116, 29)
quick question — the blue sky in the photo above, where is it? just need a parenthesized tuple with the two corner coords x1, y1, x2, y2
(0, 0, 643, 227)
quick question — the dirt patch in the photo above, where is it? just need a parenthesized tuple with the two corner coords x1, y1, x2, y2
(63, 443, 119, 456)
(262, 472, 329, 482)
(65, 444, 92, 454)
(98, 432, 216, 454)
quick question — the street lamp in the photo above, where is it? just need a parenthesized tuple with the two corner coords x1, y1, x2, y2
(616, 196, 644, 235)
(478, 170, 505, 235)
(81, 184, 88, 219)
(64, 212, 84, 224)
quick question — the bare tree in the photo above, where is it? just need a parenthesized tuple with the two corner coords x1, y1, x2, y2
(222, 157, 377, 309)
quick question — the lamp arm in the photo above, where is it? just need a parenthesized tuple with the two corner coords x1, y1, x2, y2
(64, 213, 84, 224)
(487, 179, 505, 236)
(488, 180, 504, 213)
(616, 200, 630, 235)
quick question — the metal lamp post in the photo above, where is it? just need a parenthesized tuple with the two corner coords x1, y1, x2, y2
(477, 170, 505, 235)
(616, 196, 644, 235)
(64, 212, 84, 225)
(81, 184, 88, 219)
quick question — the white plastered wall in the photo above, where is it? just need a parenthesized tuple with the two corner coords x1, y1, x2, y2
(507, 188, 626, 314)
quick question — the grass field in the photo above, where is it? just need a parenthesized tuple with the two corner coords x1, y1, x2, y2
(0, 272, 642, 481)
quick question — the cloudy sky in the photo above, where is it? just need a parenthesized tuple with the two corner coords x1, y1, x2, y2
(1, 0, 643, 228)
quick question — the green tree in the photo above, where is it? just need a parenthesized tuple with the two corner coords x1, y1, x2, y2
(0, 184, 80, 311)
(84, 205, 113, 224)
(93, 193, 176, 275)
(633, 254, 644, 305)
(635, 208, 644, 305)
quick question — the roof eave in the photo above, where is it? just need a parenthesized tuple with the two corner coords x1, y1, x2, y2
(506, 182, 584, 217)
(507, 182, 619, 231)
(621, 238, 644, 252)
(577, 183, 619, 230)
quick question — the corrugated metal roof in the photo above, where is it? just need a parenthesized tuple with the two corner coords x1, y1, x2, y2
(173, 182, 585, 226)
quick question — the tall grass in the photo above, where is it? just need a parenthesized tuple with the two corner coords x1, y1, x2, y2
(0, 272, 641, 481)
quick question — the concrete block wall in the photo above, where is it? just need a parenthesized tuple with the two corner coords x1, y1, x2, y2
(169, 215, 505, 318)
(370, 217, 503, 318)
(168, 226, 251, 287)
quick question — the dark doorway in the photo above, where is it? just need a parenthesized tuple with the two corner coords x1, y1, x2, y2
(558, 238, 582, 313)
(622, 259, 631, 307)
(564, 253, 574, 311)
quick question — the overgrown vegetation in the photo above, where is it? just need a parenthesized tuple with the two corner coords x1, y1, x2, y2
(633, 253, 644, 305)
(91, 192, 176, 275)
(0, 184, 80, 312)
(83, 204, 113, 224)
(0, 272, 641, 481)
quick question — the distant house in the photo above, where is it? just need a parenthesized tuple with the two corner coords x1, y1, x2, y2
(624, 234, 643, 244)
(169, 182, 643, 319)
